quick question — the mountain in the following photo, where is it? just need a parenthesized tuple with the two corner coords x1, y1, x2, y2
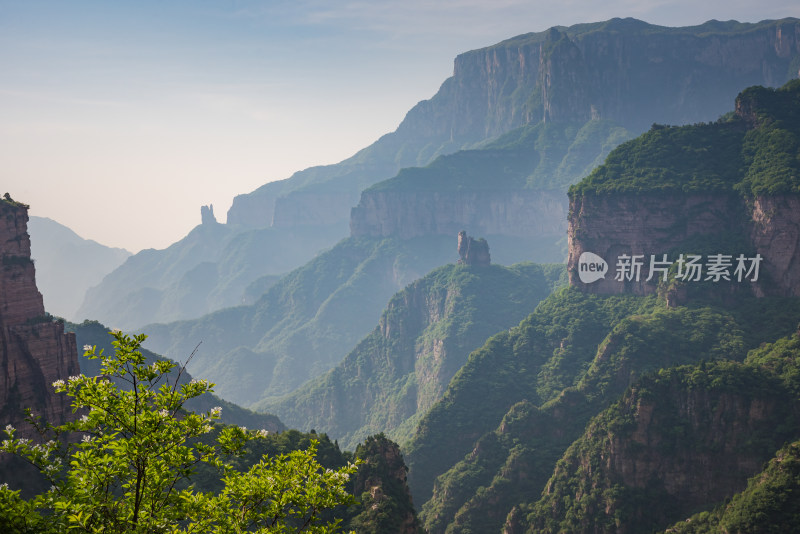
(78, 18, 800, 332)
(27, 216, 130, 322)
(568, 80, 800, 299)
(349, 120, 630, 261)
(67, 319, 285, 433)
(76, 208, 345, 329)
(522, 351, 800, 533)
(400, 82, 800, 533)
(141, 235, 459, 406)
(264, 262, 566, 450)
(0, 195, 81, 490)
(0, 196, 80, 432)
(350, 17, 800, 240)
(237, 17, 800, 231)
(404, 286, 800, 533)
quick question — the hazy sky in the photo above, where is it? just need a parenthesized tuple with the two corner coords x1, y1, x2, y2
(2, 1, 799, 252)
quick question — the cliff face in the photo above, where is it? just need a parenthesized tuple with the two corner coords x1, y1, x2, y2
(529, 361, 799, 533)
(568, 192, 800, 297)
(228, 18, 800, 231)
(401, 18, 800, 144)
(457, 232, 490, 266)
(351, 190, 567, 240)
(349, 435, 423, 534)
(750, 195, 800, 293)
(266, 263, 565, 450)
(567, 81, 800, 298)
(607, 387, 776, 506)
(271, 191, 361, 228)
(0, 198, 79, 436)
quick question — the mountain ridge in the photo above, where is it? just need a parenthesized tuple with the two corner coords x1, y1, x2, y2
(263, 262, 566, 450)
(28, 216, 131, 322)
(78, 17, 799, 333)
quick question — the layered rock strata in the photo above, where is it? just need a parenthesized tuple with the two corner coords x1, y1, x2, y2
(568, 191, 800, 298)
(0, 196, 79, 436)
(231, 18, 800, 231)
(351, 190, 567, 240)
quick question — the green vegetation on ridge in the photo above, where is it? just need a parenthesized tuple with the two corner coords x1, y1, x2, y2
(407, 286, 800, 534)
(405, 287, 663, 509)
(264, 262, 566, 450)
(143, 236, 457, 407)
(663, 438, 800, 533)
(570, 80, 800, 197)
(366, 120, 632, 194)
(524, 332, 800, 533)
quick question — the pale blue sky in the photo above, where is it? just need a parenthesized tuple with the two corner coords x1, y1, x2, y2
(2, 0, 799, 251)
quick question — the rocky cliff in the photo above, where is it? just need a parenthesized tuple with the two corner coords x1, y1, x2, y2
(348, 435, 423, 534)
(230, 18, 800, 232)
(397, 16, 800, 150)
(0, 195, 79, 436)
(85, 19, 800, 330)
(568, 192, 800, 298)
(567, 81, 800, 298)
(351, 189, 567, 241)
(524, 358, 800, 533)
(264, 262, 565, 450)
(406, 285, 800, 534)
(457, 232, 490, 266)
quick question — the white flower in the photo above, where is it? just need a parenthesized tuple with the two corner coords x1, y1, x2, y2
(159, 409, 169, 418)
(0, 482, 8, 490)
(210, 406, 222, 416)
(202, 424, 212, 433)
(83, 345, 92, 352)
(80, 415, 89, 423)
(257, 429, 269, 438)
(4, 424, 14, 433)
(68, 375, 81, 383)
(52, 379, 65, 388)
(239, 426, 247, 432)
(82, 435, 91, 443)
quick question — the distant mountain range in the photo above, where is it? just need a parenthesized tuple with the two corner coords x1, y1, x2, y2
(75, 210, 345, 329)
(28, 216, 130, 321)
(76, 17, 800, 332)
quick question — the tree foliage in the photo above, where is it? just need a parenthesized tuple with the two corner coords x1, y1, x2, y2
(0, 331, 358, 534)
(570, 80, 800, 198)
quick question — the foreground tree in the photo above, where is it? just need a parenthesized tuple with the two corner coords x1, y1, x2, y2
(0, 331, 357, 533)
